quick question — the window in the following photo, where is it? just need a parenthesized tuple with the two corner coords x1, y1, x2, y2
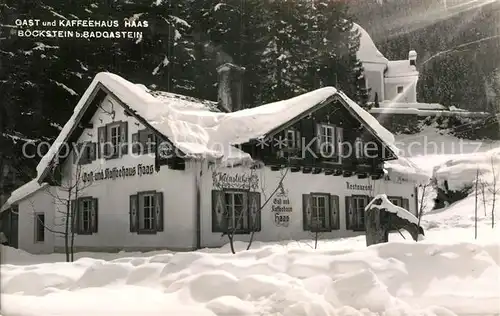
(388, 196, 410, 211)
(397, 86, 404, 94)
(75, 142, 96, 165)
(211, 190, 261, 234)
(110, 124, 121, 157)
(311, 194, 329, 230)
(129, 191, 164, 234)
(303, 193, 340, 232)
(97, 121, 128, 159)
(285, 129, 302, 149)
(72, 197, 98, 234)
(318, 124, 335, 155)
(388, 196, 403, 207)
(35, 213, 45, 242)
(131, 129, 156, 155)
(346, 195, 370, 231)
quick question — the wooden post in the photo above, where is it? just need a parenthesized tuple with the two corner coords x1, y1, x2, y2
(365, 207, 388, 246)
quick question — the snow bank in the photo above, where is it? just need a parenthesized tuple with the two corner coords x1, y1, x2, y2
(433, 147, 500, 192)
(2, 233, 499, 315)
(0, 180, 49, 212)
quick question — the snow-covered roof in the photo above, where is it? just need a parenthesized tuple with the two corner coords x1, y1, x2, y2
(0, 180, 48, 212)
(385, 60, 418, 78)
(353, 23, 388, 65)
(365, 194, 420, 225)
(36, 72, 402, 181)
(385, 157, 430, 185)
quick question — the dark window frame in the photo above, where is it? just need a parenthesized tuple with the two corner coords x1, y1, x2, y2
(349, 195, 370, 231)
(34, 213, 45, 243)
(130, 190, 164, 235)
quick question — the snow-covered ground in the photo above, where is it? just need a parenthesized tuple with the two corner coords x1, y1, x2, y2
(1, 133, 499, 316)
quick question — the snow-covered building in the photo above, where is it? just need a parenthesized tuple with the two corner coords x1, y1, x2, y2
(0, 70, 427, 254)
(354, 23, 419, 104)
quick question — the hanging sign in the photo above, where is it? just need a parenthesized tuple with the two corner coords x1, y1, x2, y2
(212, 172, 259, 190)
(271, 183, 292, 227)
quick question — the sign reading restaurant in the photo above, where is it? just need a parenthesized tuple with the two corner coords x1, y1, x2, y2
(82, 164, 156, 183)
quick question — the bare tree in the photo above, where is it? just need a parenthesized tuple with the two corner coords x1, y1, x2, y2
(417, 181, 432, 227)
(29, 163, 92, 262)
(488, 155, 499, 228)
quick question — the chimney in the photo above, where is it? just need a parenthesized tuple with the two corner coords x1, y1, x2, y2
(409, 50, 417, 67)
(217, 63, 245, 112)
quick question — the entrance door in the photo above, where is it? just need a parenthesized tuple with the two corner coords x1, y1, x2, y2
(9, 211, 18, 248)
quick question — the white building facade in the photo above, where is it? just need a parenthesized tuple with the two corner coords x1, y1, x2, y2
(2, 72, 426, 254)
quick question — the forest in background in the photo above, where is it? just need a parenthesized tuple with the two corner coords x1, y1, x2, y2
(0, 0, 365, 196)
(350, 0, 500, 113)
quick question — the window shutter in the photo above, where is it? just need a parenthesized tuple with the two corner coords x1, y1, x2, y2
(138, 129, 148, 153)
(248, 192, 261, 232)
(76, 143, 84, 165)
(296, 130, 302, 149)
(211, 190, 226, 232)
(330, 195, 340, 230)
(155, 192, 164, 232)
(70, 200, 78, 234)
(121, 122, 128, 155)
(315, 124, 322, 152)
(90, 142, 97, 161)
(345, 196, 353, 230)
(131, 133, 140, 154)
(402, 198, 410, 211)
(336, 127, 343, 158)
(91, 198, 98, 233)
(129, 195, 138, 232)
(97, 126, 107, 158)
(302, 194, 312, 231)
(323, 196, 331, 231)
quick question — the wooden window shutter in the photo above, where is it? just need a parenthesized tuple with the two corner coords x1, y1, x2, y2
(121, 122, 128, 155)
(402, 198, 410, 211)
(336, 127, 343, 157)
(90, 142, 97, 161)
(330, 195, 340, 230)
(296, 130, 302, 149)
(129, 195, 138, 232)
(97, 126, 107, 158)
(315, 124, 322, 152)
(70, 200, 78, 234)
(138, 129, 148, 153)
(211, 190, 226, 232)
(345, 196, 353, 230)
(248, 192, 261, 232)
(91, 198, 98, 233)
(131, 133, 140, 154)
(302, 194, 312, 231)
(155, 192, 164, 232)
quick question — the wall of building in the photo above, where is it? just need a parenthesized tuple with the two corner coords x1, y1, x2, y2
(363, 63, 386, 101)
(384, 78, 418, 103)
(199, 164, 416, 248)
(52, 95, 198, 252)
(17, 187, 56, 254)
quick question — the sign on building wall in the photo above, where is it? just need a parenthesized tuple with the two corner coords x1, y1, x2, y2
(82, 164, 156, 183)
(346, 181, 373, 191)
(212, 171, 259, 190)
(271, 183, 292, 227)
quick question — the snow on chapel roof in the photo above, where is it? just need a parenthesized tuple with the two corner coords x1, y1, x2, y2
(353, 23, 388, 64)
(36, 72, 401, 180)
